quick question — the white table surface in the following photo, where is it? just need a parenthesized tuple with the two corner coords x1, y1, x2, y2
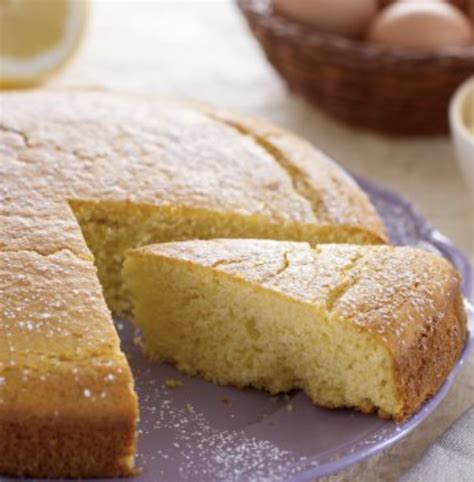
(51, 1, 474, 480)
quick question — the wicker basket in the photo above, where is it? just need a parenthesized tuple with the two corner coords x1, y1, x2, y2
(237, 0, 474, 135)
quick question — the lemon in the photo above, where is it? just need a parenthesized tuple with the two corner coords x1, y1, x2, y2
(0, 0, 88, 87)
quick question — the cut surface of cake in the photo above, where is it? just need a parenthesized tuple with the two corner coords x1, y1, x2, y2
(0, 90, 387, 477)
(124, 239, 467, 421)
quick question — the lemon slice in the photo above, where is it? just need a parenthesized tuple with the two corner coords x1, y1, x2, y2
(0, 0, 88, 87)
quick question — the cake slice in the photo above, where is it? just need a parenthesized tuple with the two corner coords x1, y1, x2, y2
(124, 239, 467, 421)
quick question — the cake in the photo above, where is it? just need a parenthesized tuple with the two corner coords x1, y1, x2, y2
(124, 239, 467, 421)
(0, 90, 387, 477)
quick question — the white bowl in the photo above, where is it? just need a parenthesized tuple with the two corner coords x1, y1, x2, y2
(449, 77, 474, 195)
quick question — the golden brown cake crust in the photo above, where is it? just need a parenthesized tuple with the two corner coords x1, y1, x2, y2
(0, 419, 134, 478)
(0, 89, 386, 477)
(0, 357, 136, 477)
(128, 239, 467, 421)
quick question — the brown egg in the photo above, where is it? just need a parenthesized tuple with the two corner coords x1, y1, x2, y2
(379, 0, 468, 9)
(274, 0, 378, 39)
(368, 0, 473, 50)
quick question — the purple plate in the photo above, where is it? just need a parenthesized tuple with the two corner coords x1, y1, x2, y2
(5, 177, 472, 482)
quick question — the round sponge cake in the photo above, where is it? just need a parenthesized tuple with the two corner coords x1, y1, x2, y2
(0, 90, 389, 477)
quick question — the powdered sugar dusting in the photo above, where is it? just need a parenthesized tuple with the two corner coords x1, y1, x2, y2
(133, 358, 314, 481)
